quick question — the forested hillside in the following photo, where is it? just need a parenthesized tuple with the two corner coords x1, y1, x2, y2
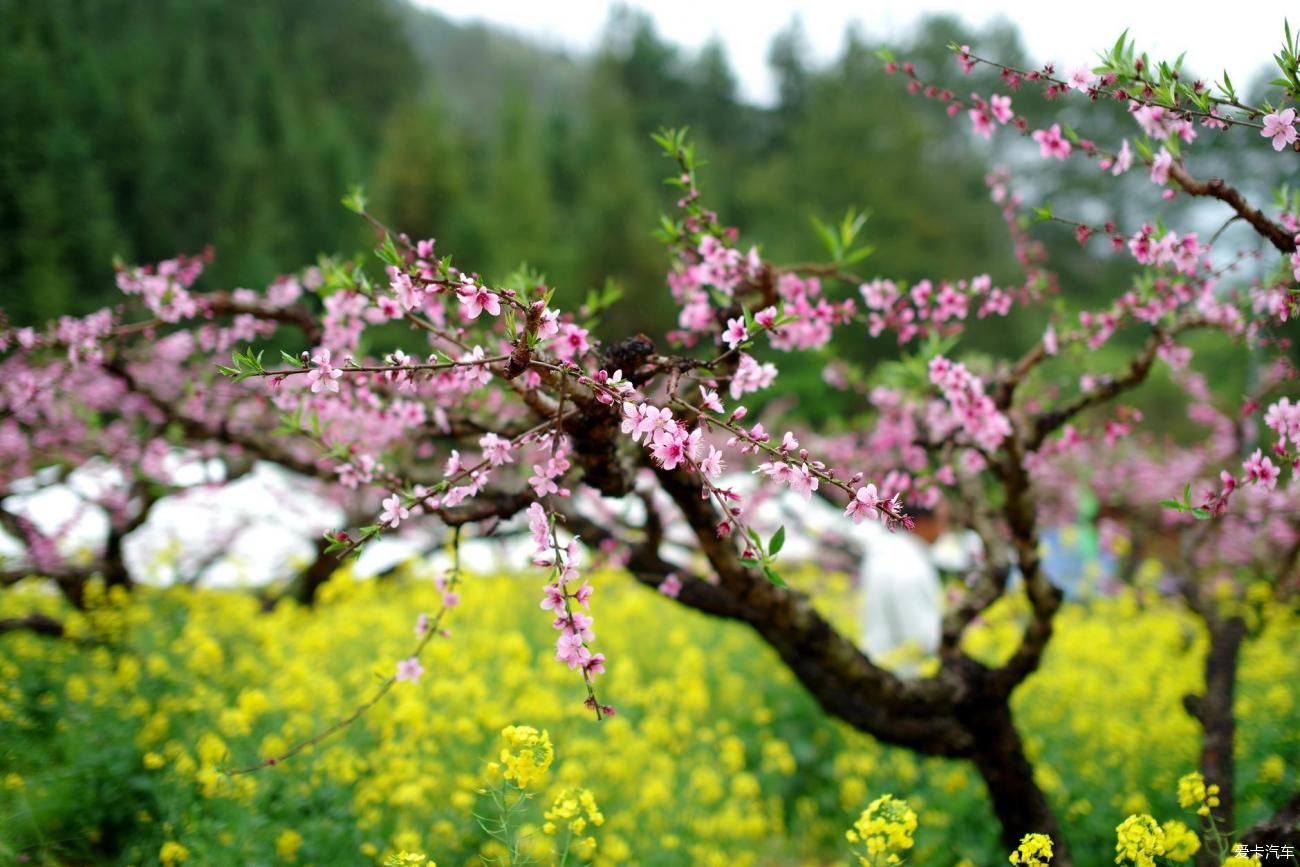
(2, 0, 1286, 420)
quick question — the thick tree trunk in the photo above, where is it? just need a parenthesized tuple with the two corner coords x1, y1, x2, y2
(648, 460, 1071, 860)
(1239, 791, 1300, 851)
(103, 527, 132, 590)
(294, 537, 344, 606)
(964, 692, 1070, 866)
(1187, 615, 1245, 867)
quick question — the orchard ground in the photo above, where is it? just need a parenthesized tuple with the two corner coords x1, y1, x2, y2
(2, 563, 1296, 866)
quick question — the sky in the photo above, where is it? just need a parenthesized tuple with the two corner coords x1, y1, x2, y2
(412, 0, 1291, 105)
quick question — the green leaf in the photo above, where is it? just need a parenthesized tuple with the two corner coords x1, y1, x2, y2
(1158, 499, 1184, 510)
(761, 565, 788, 587)
(843, 245, 875, 266)
(377, 233, 404, 269)
(769, 526, 786, 557)
(810, 214, 840, 260)
(1111, 29, 1130, 63)
(341, 186, 368, 215)
(323, 532, 352, 555)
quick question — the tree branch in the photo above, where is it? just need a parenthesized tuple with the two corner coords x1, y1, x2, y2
(0, 613, 66, 638)
(1168, 163, 1297, 254)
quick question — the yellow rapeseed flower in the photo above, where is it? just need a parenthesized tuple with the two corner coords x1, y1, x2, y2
(275, 829, 304, 862)
(498, 725, 553, 788)
(1010, 832, 1054, 865)
(847, 794, 917, 865)
(383, 853, 432, 866)
(1159, 819, 1199, 862)
(1114, 814, 1165, 867)
(159, 841, 190, 865)
(1176, 771, 1220, 817)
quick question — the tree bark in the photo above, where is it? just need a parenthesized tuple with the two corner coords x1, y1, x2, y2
(1239, 790, 1300, 851)
(649, 459, 1070, 861)
(1186, 615, 1246, 867)
(294, 537, 345, 606)
(964, 695, 1069, 865)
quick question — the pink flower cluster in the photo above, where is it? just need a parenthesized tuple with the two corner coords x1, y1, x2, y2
(1129, 103, 1197, 144)
(620, 402, 724, 479)
(928, 356, 1012, 451)
(667, 235, 763, 344)
(766, 274, 851, 353)
(528, 503, 611, 714)
(1126, 224, 1203, 275)
(116, 252, 207, 322)
(860, 274, 1015, 344)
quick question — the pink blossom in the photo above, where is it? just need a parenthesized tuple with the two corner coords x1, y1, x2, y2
(1031, 124, 1072, 160)
(573, 582, 593, 607)
(1243, 448, 1281, 490)
(537, 307, 560, 340)
(552, 323, 591, 362)
(635, 405, 675, 442)
(928, 355, 1012, 451)
(415, 613, 430, 638)
(390, 270, 424, 311)
(559, 610, 595, 640)
(722, 317, 749, 349)
(651, 428, 689, 470)
(956, 45, 976, 75)
(1067, 66, 1097, 92)
(730, 353, 778, 399)
(479, 432, 514, 466)
(699, 446, 725, 479)
(583, 653, 607, 676)
(659, 573, 683, 598)
(380, 494, 409, 528)
(1105, 139, 1133, 176)
(1264, 397, 1299, 441)
(1261, 108, 1298, 151)
(990, 94, 1013, 124)
(1150, 148, 1173, 185)
(306, 348, 342, 394)
(527, 502, 550, 552)
(699, 387, 724, 413)
(529, 461, 562, 498)
(555, 632, 591, 670)
(968, 107, 993, 140)
(845, 484, 882, 524)
(395, 657, 424, 683)
(457, 346, 492, 388)
(1043, 325, 1058, 356)
(457, 281, 501, 319)
(541, 583, 566, 612)
(788, 463, 820, 500)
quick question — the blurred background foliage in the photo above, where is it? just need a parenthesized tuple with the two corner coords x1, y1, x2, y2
(2, 0, 1294, 426)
